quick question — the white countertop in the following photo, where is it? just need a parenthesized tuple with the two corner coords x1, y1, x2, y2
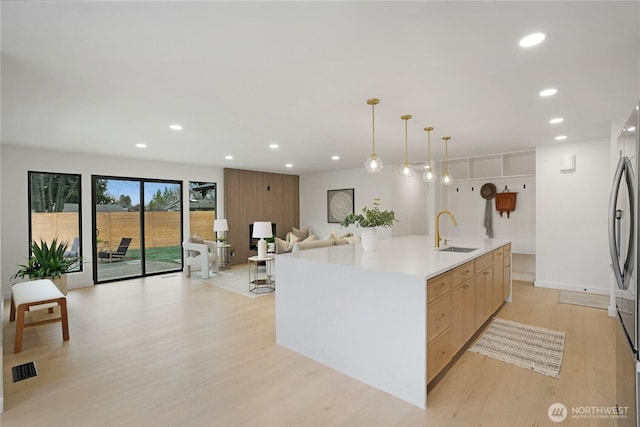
(280, 235, 510, 279)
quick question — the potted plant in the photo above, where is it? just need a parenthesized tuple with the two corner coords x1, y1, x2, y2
(341, 198, 396, 251)
(12, 238, 82, 295)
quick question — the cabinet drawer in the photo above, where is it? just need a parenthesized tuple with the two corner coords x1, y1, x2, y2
(427, 272, 451, 303)
(493, 247, 504, 265)
(504, 245, 511, 266)
(452, 261, 475, 288)
(475, 253, 493, 271)
(427, 293, 451, 341)
(427, 328, 451, 383)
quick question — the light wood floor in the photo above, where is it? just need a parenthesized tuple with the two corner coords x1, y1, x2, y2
(1, 274, 616, 427)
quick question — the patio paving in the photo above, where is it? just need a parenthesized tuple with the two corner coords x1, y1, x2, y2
(96, 259, 182, 281)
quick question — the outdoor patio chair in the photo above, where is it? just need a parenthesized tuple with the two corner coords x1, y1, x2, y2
(98, 237, 132, 263)
(64, 237, 80, 258)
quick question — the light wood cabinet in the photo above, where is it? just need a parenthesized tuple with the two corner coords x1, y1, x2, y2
(475, 266, 493, 329)
(492, 248, 505, 311)
(426, 272, 453, 383)
(427, 244, 512, 385)
(450, 277, 475, 355)
(427, 272, 451, 302)
(452, 261, 475, 287)
(427, 293, 451, 340)
(427, 328, 451, 383)
(503, 244, 511, 299)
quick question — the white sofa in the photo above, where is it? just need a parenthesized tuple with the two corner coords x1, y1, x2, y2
(182, 239, 218, 279)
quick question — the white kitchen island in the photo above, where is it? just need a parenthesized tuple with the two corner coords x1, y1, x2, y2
(275, 235, 511, 409)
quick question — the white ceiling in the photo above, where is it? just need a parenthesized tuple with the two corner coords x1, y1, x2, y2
(2, 1, 639, 175)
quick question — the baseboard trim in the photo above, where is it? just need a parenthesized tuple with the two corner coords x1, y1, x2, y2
(512, 272, 535, 282)
(533, 280, 609, 295)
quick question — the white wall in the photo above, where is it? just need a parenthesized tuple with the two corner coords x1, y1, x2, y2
(1, 145, 224, 297)
(535, 138, 611, 294)
(392, 168, 428, 237)
(299, 165, 428, 241)
(439, 176, 536, 254)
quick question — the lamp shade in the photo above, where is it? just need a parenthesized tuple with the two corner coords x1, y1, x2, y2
(252, 221, 273, 238)
(214, 219, 229, 232)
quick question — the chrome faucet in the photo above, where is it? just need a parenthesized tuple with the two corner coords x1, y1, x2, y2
(435, 210, 457, 247)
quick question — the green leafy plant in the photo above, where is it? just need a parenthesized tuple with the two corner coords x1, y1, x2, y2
(340, 198, 397, 228)
(12, 238, 82, 280)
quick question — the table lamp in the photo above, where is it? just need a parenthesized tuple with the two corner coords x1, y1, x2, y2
(213, 219, 228, 244)
(252, 221, 272, 258)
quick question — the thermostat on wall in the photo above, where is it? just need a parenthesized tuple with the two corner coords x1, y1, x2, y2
(560, 154, 576, 172)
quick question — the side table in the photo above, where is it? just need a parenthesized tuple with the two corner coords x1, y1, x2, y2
(217, 243, 232, 270)
(248, 255, 275, 294)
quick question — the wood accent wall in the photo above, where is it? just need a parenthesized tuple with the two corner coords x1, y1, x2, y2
(224, 168, 299, 263)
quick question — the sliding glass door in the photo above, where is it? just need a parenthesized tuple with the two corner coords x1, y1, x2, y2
(144, 181, 182, 274)
(92, 176, 182, 283)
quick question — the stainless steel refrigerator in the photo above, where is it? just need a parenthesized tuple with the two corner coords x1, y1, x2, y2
(610, 101, 640, 426)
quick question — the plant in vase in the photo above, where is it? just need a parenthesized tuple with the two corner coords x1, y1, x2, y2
(340, 198, 396, 251)
(12, 238, 82, 295)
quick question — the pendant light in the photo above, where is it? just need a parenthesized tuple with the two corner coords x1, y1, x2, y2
(423, 126, 437, 182)
(441, 136, 453, 185)
(365, 98, 383, 173)
(399, 114, 414, 177)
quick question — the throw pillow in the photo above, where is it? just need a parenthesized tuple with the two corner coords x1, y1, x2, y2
(302, 233, 316, 242)
(189, 234, 204, 257)
(275, 237, 290, 254)
(339, 232, 353, 239)
(292, 226, 310, 241)
(324, 231, 339, 241)
(289, 234, 300, 245)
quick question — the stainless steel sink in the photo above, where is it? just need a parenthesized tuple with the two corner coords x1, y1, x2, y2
(439, 246, 478, 253)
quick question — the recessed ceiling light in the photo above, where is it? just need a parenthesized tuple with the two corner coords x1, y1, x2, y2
(519, 32, 546, 47)
(169, 124, 183, 131)
(136, 143, 147, 148)
(331, 155, 340, 160)
(225, 155, 233, 160)
(549, 117, 564, 124)
(555, 135, 567, 141)
(285, 163, 293, 168)
(539, 88, 558, 97)
(269, 144, 279, 149)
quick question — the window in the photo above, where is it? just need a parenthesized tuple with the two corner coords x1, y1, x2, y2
(28, 171, 82, 271)
(189, 181, 217, 240)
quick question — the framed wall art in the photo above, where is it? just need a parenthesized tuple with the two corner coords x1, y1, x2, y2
(327, 188, 354, 223)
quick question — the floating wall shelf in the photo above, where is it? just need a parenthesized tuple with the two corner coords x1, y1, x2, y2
(438, 150, 535, 182)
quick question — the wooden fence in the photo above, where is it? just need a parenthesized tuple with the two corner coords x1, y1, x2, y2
(31, 211, 216, 250)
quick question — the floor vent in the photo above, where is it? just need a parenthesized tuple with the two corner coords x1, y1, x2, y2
(161, 274, 178, 279)
(12, 361, 38, 382)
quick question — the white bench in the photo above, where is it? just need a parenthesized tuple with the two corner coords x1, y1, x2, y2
(10, 279, 69, 353)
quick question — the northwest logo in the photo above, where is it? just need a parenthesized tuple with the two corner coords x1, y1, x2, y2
(548, 403, 568, 423)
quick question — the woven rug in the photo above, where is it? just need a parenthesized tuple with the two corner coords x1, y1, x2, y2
(468, 318, 565, 378)
(558, 291, 608, 310)
(203, 264, 273, 298)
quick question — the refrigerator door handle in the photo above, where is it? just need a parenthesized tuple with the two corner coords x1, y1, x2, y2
(609, 156, 635, 291)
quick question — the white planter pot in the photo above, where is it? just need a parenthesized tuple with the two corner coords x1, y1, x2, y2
(361, 227, 378, 251)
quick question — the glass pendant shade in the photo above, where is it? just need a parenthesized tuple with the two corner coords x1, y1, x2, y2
(365, 155, 383, 172)
(400, 164, 413, 177)
(365, 98, 383, 173)
(423, 164, 436, 182)
(399, 114, 414, 177)
(441, 136, 453, 186)
(422, 127, 437, 182)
